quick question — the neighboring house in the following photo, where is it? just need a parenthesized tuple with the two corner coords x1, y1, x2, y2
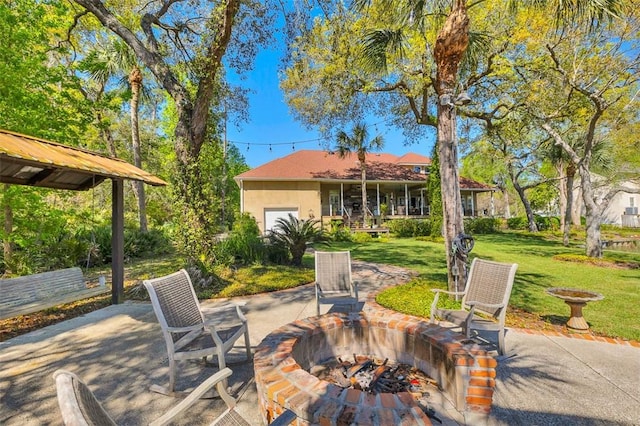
(581, 175, 640, 227)
(234, 150, 493, 233)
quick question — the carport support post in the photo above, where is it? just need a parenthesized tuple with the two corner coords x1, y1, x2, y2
(111, 179, 124, 304)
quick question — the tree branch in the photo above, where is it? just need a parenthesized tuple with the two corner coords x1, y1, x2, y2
(191, 0, 240, 151)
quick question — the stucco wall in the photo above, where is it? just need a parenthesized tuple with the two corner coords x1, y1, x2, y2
(240, 180, 321, 233)
(602, 188, 639, 225)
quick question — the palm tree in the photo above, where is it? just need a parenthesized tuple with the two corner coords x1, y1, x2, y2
(80, 39, 148, 232)
(356, 0, 624, 291)
(268, 214, 328, 266)
(335, 122, 384, 225)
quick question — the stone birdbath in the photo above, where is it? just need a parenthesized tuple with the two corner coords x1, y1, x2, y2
(546, 288, 604, 333)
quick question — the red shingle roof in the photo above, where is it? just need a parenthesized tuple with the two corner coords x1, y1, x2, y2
(236, 150, 425, 181)
(396, 153, 431, 165)
(235, 150, 492, 190)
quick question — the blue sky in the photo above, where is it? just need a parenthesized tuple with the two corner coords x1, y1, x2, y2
(226, 45, 435, 168)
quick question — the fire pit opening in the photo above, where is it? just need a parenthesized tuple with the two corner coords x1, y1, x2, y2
(254, 301, 498, 426)
(311, 354, 443, 423)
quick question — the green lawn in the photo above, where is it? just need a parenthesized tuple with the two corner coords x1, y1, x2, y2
(105, 233, 639, 341)
(330, 232, 640, 341)
(4, 231, 638, 343)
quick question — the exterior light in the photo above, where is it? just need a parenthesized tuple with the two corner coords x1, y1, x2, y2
(439, 91, 472, 109)
(454, 91, 471, 106)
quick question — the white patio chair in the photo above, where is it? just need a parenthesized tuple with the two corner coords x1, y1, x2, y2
(430, 258, 518, 355)
(53, 368, 296, 426)
(315, 251, 358, 316)
(144, 269, 251, 395)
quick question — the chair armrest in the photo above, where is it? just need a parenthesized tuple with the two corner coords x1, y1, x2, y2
(202, 303, 248, 325)
(202, 302, 245, 314)
(166, 324, 203, 334)
(466, 302, 505, 309)
(430, 288, 466, 322)
(430, 288, 466, 296)
(150, 368, 234, 426)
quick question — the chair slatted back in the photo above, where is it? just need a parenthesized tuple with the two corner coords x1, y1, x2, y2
(315, 251, 352, 293)
(463, 258, 518, 318)
(54, 370, 116, 426)
(144, 269, 203, 343)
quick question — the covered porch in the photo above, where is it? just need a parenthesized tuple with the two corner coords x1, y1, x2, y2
(319, 181, 492, 228)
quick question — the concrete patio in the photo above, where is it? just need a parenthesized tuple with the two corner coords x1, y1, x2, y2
(1, 261, 638, 425)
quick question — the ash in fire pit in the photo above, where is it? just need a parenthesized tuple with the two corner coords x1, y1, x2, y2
(310, 354, 443, 423)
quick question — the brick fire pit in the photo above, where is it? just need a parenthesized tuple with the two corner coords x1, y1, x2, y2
(254, 294, 497, 425)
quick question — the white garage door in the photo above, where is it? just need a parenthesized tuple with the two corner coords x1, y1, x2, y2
(264, 208, 298, 232)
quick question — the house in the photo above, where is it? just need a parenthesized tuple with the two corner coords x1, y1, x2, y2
(580, 175, 640, 227)
(234, 150, 494, 233)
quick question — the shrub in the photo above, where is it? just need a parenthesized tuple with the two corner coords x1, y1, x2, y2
(267, 214, 329, 266)
(327, 220, 352, 242)
(265, 241, 290, 265)
(215, 213, 266, 266)
(535, 215, 560, 231)
(351, 231, 373, 243)
(90, 226, 173, 265)
(464, 217, 500, 234)
(386, 219, 432, 237)
(430, 217, 443, 238)
(387, 219, 414, 237)
(413, 220, 432, 236)
(124, 228, 173, 258)
(506, 216, 528, 230)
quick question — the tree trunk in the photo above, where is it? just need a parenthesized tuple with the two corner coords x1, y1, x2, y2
(502, 188, 511, 219)
(579, 165, 603, 257)
(434, 1, 469, 292)
(508, 165, 538, 232)
(72, 0, 241, 263)
(129, 66, 148, 233)
(563, 163, 576, 246)
(97, 111, 118, 157)
(571, 174, 582, 226)
(221, 114, 228, 228)
(557, 162, 566, 229)
(516, 182, 538, 232)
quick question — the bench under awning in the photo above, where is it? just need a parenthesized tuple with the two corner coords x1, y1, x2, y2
(0, 128, 167, 306)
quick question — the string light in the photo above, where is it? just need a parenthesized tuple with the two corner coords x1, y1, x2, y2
(228, 118, 396, 152)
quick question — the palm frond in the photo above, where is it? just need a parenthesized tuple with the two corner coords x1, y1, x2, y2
(512, 0, 624, 29)
(361, 29, 405, 74)
(460, 31, 492, 78)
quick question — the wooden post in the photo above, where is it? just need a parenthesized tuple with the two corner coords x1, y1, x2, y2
(111, 179, 124, 304)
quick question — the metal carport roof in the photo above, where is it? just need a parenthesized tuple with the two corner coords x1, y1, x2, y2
(0, 128, 167, 305)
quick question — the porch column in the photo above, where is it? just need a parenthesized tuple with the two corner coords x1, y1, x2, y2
(404, 185, 409, 215)
(111, 179, 124, 305)
(471, 193, 475, 217)
(490, 191, 495, 216)
(376, 184, 380, 216)
(420, 189, 425, 215)
(340, 183, 344, 215)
